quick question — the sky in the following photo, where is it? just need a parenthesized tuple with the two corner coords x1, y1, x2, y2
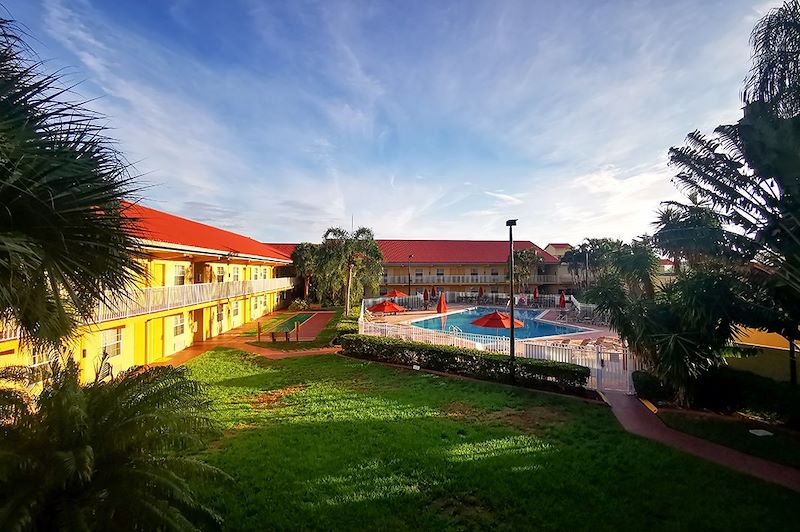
(5, 0, 781, 245)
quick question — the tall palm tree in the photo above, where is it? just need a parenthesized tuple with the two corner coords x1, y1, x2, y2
(290, 242, 319, 299)
(317, 227, 383, 314)
(0, 358, 225, 530)
(0, 18, 144, 349)
(512, 248, 542, 293)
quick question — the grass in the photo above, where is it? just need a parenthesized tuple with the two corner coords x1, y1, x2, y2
(187, 349, 799, 531)
(240, 313, 290, 337)
(659, 410, 800, 469)
(247, 308, 344, 351)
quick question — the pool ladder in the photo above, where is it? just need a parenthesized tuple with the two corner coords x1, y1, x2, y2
(448, 325, 462, 334)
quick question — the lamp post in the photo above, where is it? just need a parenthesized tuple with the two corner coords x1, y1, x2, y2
(506, 219, 517, 383)
(407, 254, 414, 302)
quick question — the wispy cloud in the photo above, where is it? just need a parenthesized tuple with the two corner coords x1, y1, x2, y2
(12, 0, 770, 245)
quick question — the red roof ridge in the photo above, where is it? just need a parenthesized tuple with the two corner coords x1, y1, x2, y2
(122, 201, 290, 261)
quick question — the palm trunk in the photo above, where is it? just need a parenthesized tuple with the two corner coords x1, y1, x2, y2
(790, 338, 797, 386)
(303, 275, 311, 299)
(345, 263, 354, 315)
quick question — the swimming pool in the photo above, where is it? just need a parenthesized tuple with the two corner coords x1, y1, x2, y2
(411, 307, 585, 339)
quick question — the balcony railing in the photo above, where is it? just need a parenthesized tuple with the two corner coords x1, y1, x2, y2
(381, 274, 561, 285)
(96, 277, 295, 322)
(1, 277, 296, 341)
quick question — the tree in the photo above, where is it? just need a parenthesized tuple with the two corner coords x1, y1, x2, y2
(512, 248, 542, 293)
(0, 18, 144, 349)
(0, 358, 225, 530)
(562, 238, 624, 288)
(315, 227, 383, 313)
(652, 195, 728, 272)
(588, 265, 743, 405)
(290, 242, 318, 300)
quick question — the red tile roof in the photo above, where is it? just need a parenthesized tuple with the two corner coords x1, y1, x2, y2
(268, 243, 298, 257)
(659, 258, 674, 266)
(123, 202, 290, 262)
(377, 240, 559, 264)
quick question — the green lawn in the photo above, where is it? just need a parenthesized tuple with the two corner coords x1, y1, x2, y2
(247, 308, 344, 351)
(187, 349, 799, 531)
(659, 410, 800, 469)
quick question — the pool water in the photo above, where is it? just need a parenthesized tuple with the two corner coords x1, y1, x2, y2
(411, 307, 583, 339)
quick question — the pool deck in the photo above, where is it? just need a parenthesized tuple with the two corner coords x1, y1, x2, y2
(377, 306, 615, 342)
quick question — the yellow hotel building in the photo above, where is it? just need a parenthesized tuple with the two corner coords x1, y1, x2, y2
(0, 202, 295, 381)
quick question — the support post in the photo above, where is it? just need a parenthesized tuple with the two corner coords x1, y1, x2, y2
(790, 339, 797, 386)
(257, 321, 261, 343)
(506, 219, 517, 383)
(295, 321, 300, 342)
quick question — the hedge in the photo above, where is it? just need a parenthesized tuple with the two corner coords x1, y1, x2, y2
(339, 334, 590, 393)
(632, 371, 675, 403)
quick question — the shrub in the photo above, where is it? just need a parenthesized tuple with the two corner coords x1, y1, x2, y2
(288, 298, 310, 311)
(693, 366, 800, 427)
(632, 370, 675, 403)
(339, 334, 590, 393)
(331, 320, 359, 345)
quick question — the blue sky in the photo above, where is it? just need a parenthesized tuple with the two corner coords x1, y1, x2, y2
(6, 0, 778, 244)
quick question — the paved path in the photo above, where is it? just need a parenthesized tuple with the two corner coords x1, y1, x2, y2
(605, 391, 800, 492)
(150, 313, 339, 366)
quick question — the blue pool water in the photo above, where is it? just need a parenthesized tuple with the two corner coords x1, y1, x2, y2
(411, 307, 584, 339)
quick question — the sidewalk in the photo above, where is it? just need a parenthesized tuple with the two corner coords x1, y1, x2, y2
(604, 391, 800, 492)
(150, 312, 339, 366)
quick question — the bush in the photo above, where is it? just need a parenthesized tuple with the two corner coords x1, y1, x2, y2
(331, 319, 359, 346)
(339, 334, 590, 393)
(288, 298, 310, 311)
(693, 366, 800, 427)
(632, 371, 675, 403)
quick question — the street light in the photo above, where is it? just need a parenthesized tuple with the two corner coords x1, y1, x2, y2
(506, 219, 517, 383)
(407, 254, 414, 302)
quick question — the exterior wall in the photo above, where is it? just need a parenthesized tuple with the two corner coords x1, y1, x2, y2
(0, 252, 294, 383)
(727, 347, 792, 382)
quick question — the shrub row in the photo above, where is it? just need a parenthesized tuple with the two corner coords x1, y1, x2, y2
(339, 334, 590, 393)
(632, 366, 800, 427)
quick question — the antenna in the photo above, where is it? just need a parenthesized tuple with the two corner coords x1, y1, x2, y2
(351, 214, 354, 231)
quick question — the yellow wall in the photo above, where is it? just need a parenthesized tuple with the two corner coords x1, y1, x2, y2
(0, 252, 293, 383)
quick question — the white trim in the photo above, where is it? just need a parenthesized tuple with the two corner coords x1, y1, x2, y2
(139, 239, 292, 264)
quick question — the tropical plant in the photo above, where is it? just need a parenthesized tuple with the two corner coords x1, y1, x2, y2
(652, 194, 728, 271)
(562, 238, 624, 288)
(290, 242, 319, 300)
(512, 248, 542, 293)
(666, 1, 800, 384)
(0, 18, 144, 349)
(315, 227, 383, 313)
(0, 357, 225, 530)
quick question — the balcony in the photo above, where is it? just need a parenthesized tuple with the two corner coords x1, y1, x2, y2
(0, 278, 296, 343)
(381, 274, 560, 285)
(96, 277, 295, 322)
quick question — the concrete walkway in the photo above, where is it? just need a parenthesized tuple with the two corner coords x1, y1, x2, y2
(150, 312, 339, 366)
(605, 391, 800, 492)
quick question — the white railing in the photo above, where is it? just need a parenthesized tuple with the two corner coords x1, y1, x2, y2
(381, 274, 561, 285)
(363, 294, 426, 310)
(0, 323, 21, 342)
(95, 277, 295, 322)
(357, 317, 640, 393)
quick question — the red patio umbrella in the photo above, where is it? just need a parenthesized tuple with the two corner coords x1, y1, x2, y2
(436, 293, 447, 314)
(533, 286, 539, 301)
(430, 286, 437, 299)
(478, 286, 484, 299)
(384, 289, 408, 298)
(423, 288, 429, 302)
(559, 291, 566, 309)
(368, 300, 406, 314)
(470, 310, 523, 329)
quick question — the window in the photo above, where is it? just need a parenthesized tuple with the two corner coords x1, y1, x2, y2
(262, 267, 268, 279)
(101, 328, 123, 358)
(232, 301, 240, 317)
(436, 269, 444, 277)
(490, 288, 499, 294)
(415, 268, 423, 279)
(215, 266, 225, 283)
(173, 265, 186, 285)
(173, 314, 185, 337)
(490, 268, 499, 277)
(470, 268, 478, 277)
(232, 266, 240, 282)
(379, 288, 387, 295)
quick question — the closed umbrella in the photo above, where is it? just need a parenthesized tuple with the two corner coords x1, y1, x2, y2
(559, 291, 566, 309)
(478, 286, 484, 301)
(431, 286, 437, 299)
(436, 293, 447, 314)
(533, 286, 539, 302)
(423, 288, 429, 302)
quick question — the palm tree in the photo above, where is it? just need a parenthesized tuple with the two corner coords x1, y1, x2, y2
(512, 248, 542, 293)
(0, 18, 144, 349)
(290, 242, 319, 299)
(0, 358, 225, 530)
(317, 227, 383, 314)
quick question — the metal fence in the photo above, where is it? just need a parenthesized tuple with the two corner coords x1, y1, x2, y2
(358, 309, 639, 393)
